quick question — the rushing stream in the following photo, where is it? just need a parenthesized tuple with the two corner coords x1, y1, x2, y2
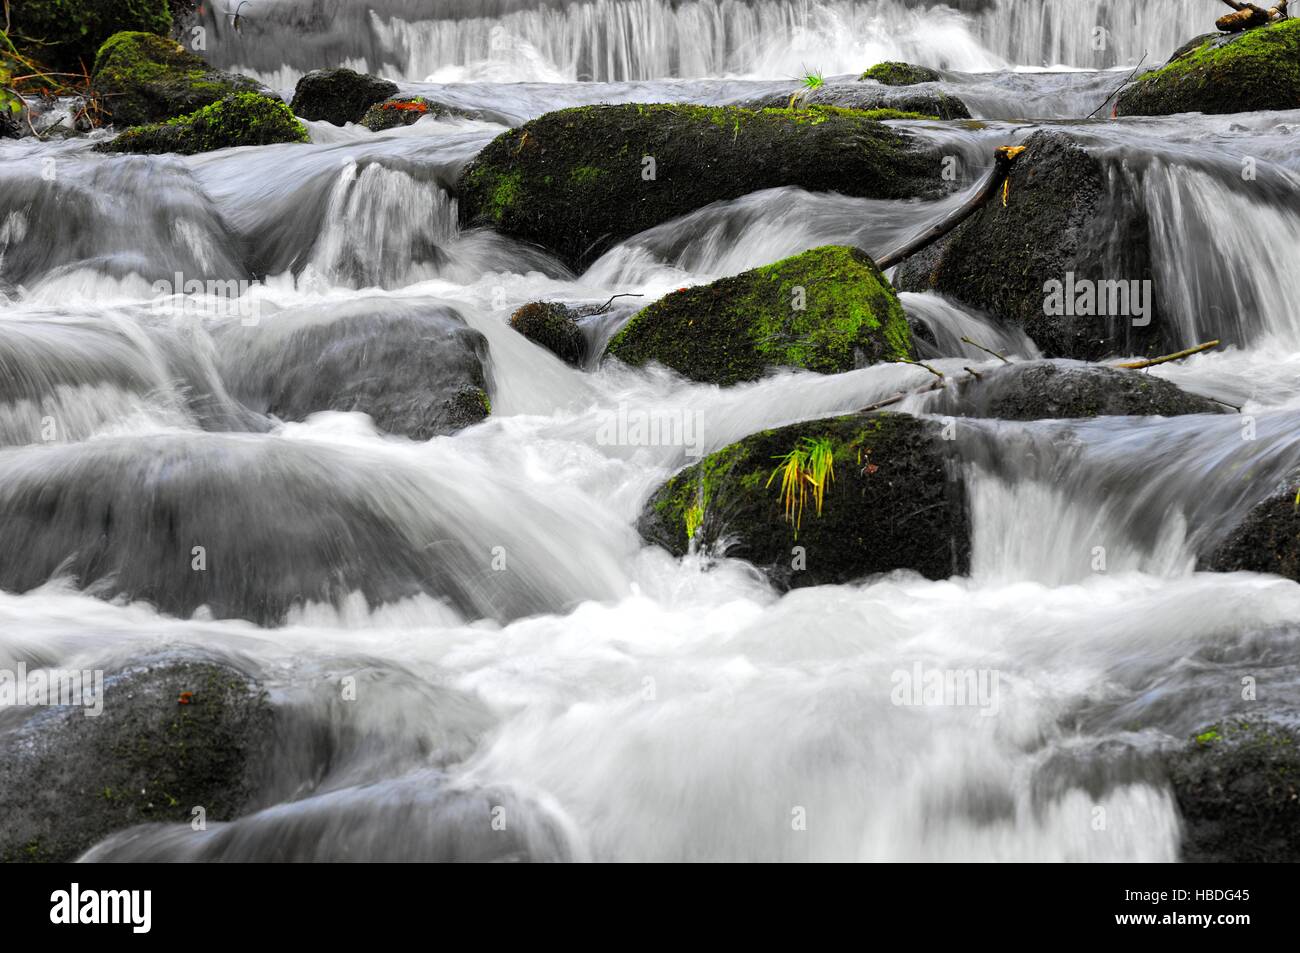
(2, 0, 1299, 862)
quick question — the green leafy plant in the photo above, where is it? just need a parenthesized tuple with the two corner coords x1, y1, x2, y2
(787, 69, 825, 108)
(768, 436, 835, 536)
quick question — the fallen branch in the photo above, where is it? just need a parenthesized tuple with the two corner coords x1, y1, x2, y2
(1217, 0, 1288, 31)
(876, 144, 1028, 271)
(1086, 50, 1148, 119)
(1112, 339, 1220, 369)
(589, 292, 644, 315)
(960, 335, 1011, 364)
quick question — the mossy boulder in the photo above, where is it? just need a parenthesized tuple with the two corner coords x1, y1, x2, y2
(928, 360, 1228, 420)
(215, 300, 491, 439)
(361, 96, 441, 131)
(745, 86, 969, 120)
(457, 103, 944, 269)
(1166, 719, 1300, 862)
(91, 31, 267, 128)
(95, 91, 309, 155)
(607, 246, 913, 386)
(861, 61, 942, 86)
(0, 656, 272, 863)
(9, 0, 171, 73)
(894, 130, 1167, 361)
(289, 67, 397, 126)
(639, 413, 969, 588)
(510, 301, 587, 365)
(1117, 21, 1300, 116)
(1204, 474, 1300, 580)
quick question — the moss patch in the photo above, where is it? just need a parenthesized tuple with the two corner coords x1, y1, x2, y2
(1117, 20, 1300, 116)
(95, 91, 309, 155)
(861, 62, 941, 86)
(91, 31, 267, 127)
(457, 103, 942, 268)
(606, 245, 913, 386)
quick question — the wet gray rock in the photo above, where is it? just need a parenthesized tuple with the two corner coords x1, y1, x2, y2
(0, 656, 272, 863)
(744, 82, 970, 119)
(215, 299, 491, 439)
(927, 359, 1228, 420)
(1205, 474, 1300, 581)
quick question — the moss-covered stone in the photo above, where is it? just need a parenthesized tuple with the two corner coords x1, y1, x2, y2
(510, 301, 587, 365)
(607, 246, 913, 386)
(1166, 718, 1300, 862)
(95, 91, 309, 155)
(0, 657, 272, 863)
(1117, 21, 1300, 116)
(9, 0, 171, 73)
(1204, 473, 1300, 580)
(894, 130, 1169, 361)
(861, 61, 942, 86)
(457, 103, 944, 269)
(928, 359, 1228, 420)
(639, 412, 969, 588)
(91, 31, 268, 128)
(290, 67, 397, 126)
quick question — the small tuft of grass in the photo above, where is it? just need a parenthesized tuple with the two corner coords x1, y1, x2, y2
(768, 436, 835, 537)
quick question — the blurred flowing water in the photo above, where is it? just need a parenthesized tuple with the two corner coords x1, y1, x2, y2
(1, 1, 1299, 861)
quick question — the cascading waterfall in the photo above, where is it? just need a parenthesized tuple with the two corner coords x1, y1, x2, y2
(2, 0, 1299, 864)
(202, 0, 1210, 86)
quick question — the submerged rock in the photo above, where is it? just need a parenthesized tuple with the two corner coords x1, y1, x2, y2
(639, 412, 969, 588)
(289, 67, 398, 126)
(510, 301, 587, 365)
(215, 300, 491, 439)
(927, 359, 1228, 420)
(457, 103, 944, 269)
(0, 656, 272, 863)
(1205, 474, 1300, 581)
(91, 31, 268, 128)
(606, 246, 914, 386)
(860, 61, 943, 86)
(1166, 719, 1300, 862)
(1118, 21, 1300, 117)
(95, 91, 309, 155)
(894, 130, 1166, 361)
(9, 0, 171, 74)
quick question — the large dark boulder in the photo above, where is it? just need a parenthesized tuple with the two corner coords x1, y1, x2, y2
(894, 130, 1166, 361)
(639, 413, 969, 588)
(0, 656, 272, 863)
(457, 103, 945, 269)
(1166, 719, 1300, 862)
(1117, 21, 1300, 117)
(927, 359, 1228, 420)
(91, 31, 268, 128)
(215, 299, 491, 439)
(607, 245, 914, 386)
(95, 91, 309, 155)
(9, 0, 171, 74)
(1205, 474, 1300, 581)
(289, 68, 397, 126)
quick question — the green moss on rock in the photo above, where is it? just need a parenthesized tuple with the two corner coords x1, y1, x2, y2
(95, 91, 309, 155)
(91, 31, 268, 128)
(510, 301, 587, 365)
(1117, 20, 1300, 116)
(861, 61, 942, 86)
(639, 412, 969, 587)
(9, 0, 171, 73)
(1166, 718, 1300, 862)
(607, 246, 913, 386)
(457, 103, 943, 269)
